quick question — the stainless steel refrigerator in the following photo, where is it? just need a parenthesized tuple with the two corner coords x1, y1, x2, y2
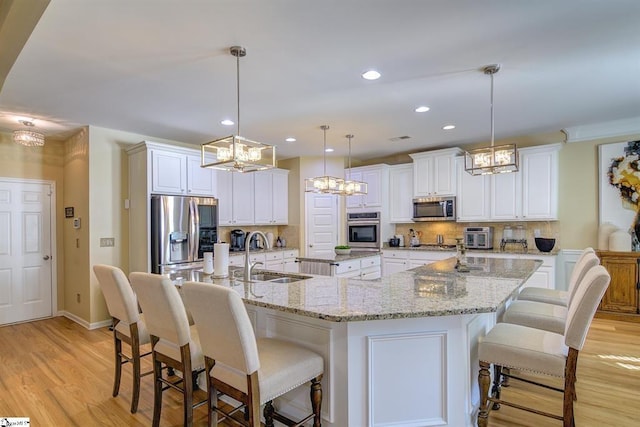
(150, 194, 218, 273)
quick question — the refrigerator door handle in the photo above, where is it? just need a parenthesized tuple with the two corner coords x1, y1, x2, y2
(189, 198, 200, 262)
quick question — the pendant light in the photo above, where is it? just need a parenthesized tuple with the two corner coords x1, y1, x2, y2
(201, 46, 275, 173)
(13, 120, 45, 147)
(464, 64, 518, 175)
(304, 125, 345, 193)
(341, 134, 367, 195)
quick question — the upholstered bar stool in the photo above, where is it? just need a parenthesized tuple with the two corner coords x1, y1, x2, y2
(477, 265, 610, 427)
(517, 247, 597, 306)
(182, 281, 324, 427)
(130, 272, 205, 427)
(502, 252, 600, 334)
(93, 264, 151, 413)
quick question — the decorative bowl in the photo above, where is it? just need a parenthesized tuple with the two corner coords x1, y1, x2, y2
(335, 248, 352, 255)
(534, 237, 556, 253)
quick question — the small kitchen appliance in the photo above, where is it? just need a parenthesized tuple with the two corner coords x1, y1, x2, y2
(412, 196, 456, 222)
(230, 229, 246, 252)
(463, 226, 494, 249)
(346, 212, 381, 251)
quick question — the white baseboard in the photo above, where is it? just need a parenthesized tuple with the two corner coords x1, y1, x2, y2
(61, 311, 112, 330)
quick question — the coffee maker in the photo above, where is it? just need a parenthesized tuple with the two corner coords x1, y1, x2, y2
(230, 229, 246, 251)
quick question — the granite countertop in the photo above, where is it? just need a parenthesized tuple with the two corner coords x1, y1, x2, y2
(179, 256, 541, 322)
(296, 250, 381, 264)
(228, 247, 298, 255)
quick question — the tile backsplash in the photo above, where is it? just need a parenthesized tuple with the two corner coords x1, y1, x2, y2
(393, 221, 560, 250)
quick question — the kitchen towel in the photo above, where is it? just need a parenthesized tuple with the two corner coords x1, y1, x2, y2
(203, 252, 214, 274)
(214, 243, 230, 277)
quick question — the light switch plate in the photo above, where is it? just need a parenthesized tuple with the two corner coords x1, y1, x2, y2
(100, 237, 115, 247)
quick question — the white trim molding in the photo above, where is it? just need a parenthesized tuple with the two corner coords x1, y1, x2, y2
(62, 311, 112, 330)
(563, 117, 640, 143)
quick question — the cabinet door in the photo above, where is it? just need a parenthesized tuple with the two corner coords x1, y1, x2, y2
(456, 158, 490, 221)
(216, 171, 234, 225)
(272, 170, 289, 224)
(254, 171, 273, 225)
(383, 258, 409, 275)
(283, 260, 300, 273)
(522, 265, 554, 289)
(600, 256, 639, 313)
(413, 156, 434, 197)
(432, 154, 456, 195)
(187, 155, 216, 196)
(232, 172, 255, 225)
(151, 150, 186, 194)
(521, 148, 558, 220)
(490, 171, 520, 220)
(362, 169, 382, 207)
(346, 171, 363, 208)
(389, 164, 414, 223)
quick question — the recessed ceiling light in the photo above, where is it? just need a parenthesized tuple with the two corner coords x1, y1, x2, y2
(325, 148, 334, 153)
(221, 119, 234, 126)
(285, 137, 296, 142)
(362, 70, 381, 80)
(415, 106, 430, 113)
(442, 125, 456, 130)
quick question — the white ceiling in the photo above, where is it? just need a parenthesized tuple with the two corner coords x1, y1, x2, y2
(1, 0, 640, 161)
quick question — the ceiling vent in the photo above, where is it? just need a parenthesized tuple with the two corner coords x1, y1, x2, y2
(389, 135, 411, 142)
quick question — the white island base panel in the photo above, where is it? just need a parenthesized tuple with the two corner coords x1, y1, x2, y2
(245, 304, 496, 427)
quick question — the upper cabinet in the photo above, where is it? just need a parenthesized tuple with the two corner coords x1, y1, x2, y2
(388, 164, 414, 223)
(149, 147, 216, 197)
(456, 143, 561, 222)
(409, 147, 463, 197)
(217, 170, 255, 226)
(345, 164, 389, 211)
(254, 169, 289, 225)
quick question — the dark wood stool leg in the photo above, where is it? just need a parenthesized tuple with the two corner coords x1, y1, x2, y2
(112, 333, 122, 398)
(152, 354, 163, 427)
(264, 401, 275, 427)
(181, 345, 194, 427)
(491, 365, 502, 410)
(478, 361, 491, 427)
(310, 375, 323, 427)
(501, 367, 511, 387)
(130, 324, 141, 413)
(563, 348, 578, 427)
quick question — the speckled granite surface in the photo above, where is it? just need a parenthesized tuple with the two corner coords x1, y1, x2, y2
(382, 246, 559, 256)
(181, 256, 541, 322)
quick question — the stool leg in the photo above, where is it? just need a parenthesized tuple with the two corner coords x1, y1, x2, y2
(112, 333, 122, 398)
(501, 367, 511, 387)
(264, 401, 275, 427)
(130, 328, 141, 413)
(563, 348, 578, 427)
(152, 354, 163, 427)
(310, 375, 323, 427)
(491, 365, 502, 410)
(478, 361, 491, 427)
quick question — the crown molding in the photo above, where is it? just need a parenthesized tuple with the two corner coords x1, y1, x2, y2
(563, 117, 640, 143)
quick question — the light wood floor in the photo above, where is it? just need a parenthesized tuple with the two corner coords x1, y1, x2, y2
(0, 316, 638, 426)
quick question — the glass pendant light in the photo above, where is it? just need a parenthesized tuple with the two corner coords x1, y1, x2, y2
(341, 134, 367, 195)
(304, 125, 345, 193)
(201, 46, 275, 172)
(464, 64, 518, 175)
(13, 120, 45, 147)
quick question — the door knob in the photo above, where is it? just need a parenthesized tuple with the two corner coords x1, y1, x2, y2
(43, 255, 50, 260)
(309, 244, 313, 247)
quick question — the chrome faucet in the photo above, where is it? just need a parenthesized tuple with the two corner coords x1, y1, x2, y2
(244, 231, 271, 282)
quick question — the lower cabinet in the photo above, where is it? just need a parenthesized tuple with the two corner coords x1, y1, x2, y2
(596, 250, 640, 317)
(335, 255, 381, 279)
(227, 249, 299, 273)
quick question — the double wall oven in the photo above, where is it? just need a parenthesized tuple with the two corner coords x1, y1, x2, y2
(346, 212, 381, 251)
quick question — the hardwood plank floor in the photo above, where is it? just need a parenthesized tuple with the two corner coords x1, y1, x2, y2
(0, 316, 638, 426)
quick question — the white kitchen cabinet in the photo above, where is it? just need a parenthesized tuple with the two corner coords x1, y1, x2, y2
(388, 164, 414, 223)
(471, 252, 556, 290)
(229, 254, 245, 266)
(150, 147, 217, 196)
(457, 144, 561, 222)
(383, 249, 454, 275)
(283, 249, 299, 273)
(409, 148, 462, 197)
(217, 171, 255, 225)
(335, 259, 361, 277)
(345, 164, 388, 211)
(456, 157, 491, 221)
(408, 251, 453, 269)
(254, 169, 289, 225)
(334, 255, 381, 279)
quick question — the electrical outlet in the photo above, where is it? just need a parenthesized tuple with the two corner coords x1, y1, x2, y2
(534, 229, 541, 237)
(100, 237, 115, 247)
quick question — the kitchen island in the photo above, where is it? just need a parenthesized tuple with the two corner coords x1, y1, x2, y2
(181, 255, 541, 427)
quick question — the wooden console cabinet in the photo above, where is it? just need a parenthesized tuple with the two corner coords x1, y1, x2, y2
(596, 250, 640, 321)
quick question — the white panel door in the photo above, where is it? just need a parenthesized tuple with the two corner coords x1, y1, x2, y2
(0, 180, 53, 325)
(305, 193, 337, 258)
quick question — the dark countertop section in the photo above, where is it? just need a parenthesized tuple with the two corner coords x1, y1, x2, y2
(296, 250, 381, 264)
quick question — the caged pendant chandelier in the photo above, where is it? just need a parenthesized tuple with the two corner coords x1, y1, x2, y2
(305, 125, 345, 194)
(464, 64, 518, 175)
(340, 134, 367, 196)
(201, 46, 275, 173)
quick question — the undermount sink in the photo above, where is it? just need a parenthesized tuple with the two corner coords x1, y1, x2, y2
(247, 272, 312, 283)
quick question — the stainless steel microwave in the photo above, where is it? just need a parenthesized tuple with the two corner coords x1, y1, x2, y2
(412, 196, 456, 222)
